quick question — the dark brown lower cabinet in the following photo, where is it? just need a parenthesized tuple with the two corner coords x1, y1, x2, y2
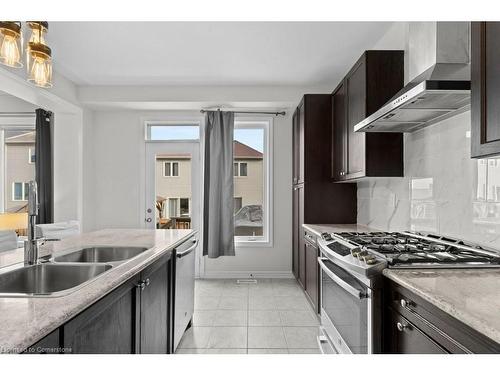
(25, 329, 61, 354)
(386, 308, 447, 354)
(304, 238, 319, 313)
(383, 278, 500, 354)
(139, 254, 171, 354)
(63, 275, 141, 354)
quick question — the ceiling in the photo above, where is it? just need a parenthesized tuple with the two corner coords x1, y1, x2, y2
(49, 22, 394, 86)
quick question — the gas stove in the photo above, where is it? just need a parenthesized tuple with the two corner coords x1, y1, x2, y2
(318, 231, 500, 278)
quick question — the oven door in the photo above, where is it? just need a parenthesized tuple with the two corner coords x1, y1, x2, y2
(318, 257, 371, 354)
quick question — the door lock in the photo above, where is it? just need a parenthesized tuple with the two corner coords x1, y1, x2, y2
(146, 208, 152, 213)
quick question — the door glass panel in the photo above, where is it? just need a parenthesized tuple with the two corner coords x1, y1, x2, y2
(156, 154, 191, 229)
(321, 259, 368, 354)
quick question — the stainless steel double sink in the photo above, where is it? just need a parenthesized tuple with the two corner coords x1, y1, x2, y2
(0, 246, 149, 297)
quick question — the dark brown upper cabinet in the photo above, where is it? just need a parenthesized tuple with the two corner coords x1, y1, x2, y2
(471, 22, 500, 158)
(332, 51, 405, 182)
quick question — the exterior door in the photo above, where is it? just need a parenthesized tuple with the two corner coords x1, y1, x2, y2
(145, 141, 202, 277)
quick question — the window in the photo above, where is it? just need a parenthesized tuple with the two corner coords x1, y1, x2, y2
(146, 123, 200, 141)
(234, 197, 243, 214)
(167, 198, 190, 217)
(168, 198, 178, 218)
(28, 147, 36, 164)
(180, 198, 190, 217)
(233, 119, 272, 245)
(12, 182, 29, 201)
(234, 162, 248, 177)
(164, 161, 179, 177)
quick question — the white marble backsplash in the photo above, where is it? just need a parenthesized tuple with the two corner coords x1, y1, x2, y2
(357, 111, 500, 250)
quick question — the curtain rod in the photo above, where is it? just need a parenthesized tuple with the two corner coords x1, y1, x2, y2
(200, 109, 286, 116)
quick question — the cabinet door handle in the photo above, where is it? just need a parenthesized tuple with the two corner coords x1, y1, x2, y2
(396, 322, 410, 332)
(400, 298, 413, 309)
(145, 278, 150, 287)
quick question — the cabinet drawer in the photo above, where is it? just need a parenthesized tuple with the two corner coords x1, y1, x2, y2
(387, 308, 448, 354)
(386, 280, 499, 353)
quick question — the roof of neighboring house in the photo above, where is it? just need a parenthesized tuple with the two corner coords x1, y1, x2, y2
(233, 141, 263, 159)
(5, 131, 35, 145)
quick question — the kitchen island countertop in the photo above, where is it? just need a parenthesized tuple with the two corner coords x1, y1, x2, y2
(0, 228, 194, 353)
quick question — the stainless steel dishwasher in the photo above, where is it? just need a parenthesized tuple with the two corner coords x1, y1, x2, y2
(173, 235, 198, 352)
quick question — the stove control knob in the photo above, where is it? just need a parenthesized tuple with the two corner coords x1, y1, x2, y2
(364, 256, 378, 265)
(351, 248, 361, 257)
(357, 250, 368, 259)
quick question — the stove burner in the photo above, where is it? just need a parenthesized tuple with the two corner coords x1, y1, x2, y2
(335, 231, 500, 267)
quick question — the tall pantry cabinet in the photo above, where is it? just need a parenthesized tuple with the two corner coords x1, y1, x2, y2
(292, 94, 357, 312)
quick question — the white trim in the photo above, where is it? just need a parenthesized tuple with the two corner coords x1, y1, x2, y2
(233, 117, 274, 247)
(201, 271, 294, 279)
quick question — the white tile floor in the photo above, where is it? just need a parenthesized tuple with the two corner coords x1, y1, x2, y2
(175, 278, 321, 354)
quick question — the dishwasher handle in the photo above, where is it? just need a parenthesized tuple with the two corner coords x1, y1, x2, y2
(176, 239, 198, 258)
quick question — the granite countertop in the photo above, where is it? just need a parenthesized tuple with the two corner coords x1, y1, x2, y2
(0, 228, 194, 353)
(302, 223, 379, 237)
(383, 268, 500, 345)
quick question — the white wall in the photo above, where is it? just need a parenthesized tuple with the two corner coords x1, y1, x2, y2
(83, 109, 293, 277)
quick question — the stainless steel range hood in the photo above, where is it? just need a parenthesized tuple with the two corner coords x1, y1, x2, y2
(354, 22, 471, 133)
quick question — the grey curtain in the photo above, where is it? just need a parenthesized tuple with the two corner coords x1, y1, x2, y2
(35, 108, 53, 224)
(203, 111, 235, 258)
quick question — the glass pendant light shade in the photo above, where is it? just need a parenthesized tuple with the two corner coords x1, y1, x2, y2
(0, 22, 23, 68)
(26, 22, 52, 88)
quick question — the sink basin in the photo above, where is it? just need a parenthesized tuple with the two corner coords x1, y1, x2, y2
(52, 246, 148, 264)
(0, 263, 112, 297)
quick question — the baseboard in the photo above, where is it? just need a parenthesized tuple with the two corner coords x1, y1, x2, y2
(200, 270, 294, 279)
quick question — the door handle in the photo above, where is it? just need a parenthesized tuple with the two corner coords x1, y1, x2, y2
(176, 239, 198, 258)
(145, 218, 152, 223)
(317, 257, 367, 299)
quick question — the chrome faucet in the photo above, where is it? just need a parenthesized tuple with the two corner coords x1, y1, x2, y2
(24, 181, 44, 266)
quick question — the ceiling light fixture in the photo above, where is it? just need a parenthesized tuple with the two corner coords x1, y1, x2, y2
(0, 21, 23, 68)
(26, 21, 52, 88)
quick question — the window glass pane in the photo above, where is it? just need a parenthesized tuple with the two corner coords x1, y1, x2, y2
(3, 129, 35, 211)
(29, 147, 36, 163)
(180, 198, 189, 216)
(169, 198, 178, 218)
(13, 183, 23, 201)
(233, 162, 239, 176)
(233, 127, 265, 238)
(172, 162, 179, 177)
(239, 163, 248, 177)
(149, 125, 199, 141)
(234, 197, 243, 214)
(164, 162, 171, 176)
(24, 183, 30, 200)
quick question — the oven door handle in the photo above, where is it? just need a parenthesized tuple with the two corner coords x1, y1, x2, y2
(318, 257, 367, 300)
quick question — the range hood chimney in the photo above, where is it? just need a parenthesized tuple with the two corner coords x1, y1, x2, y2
(355, 22, 471, 133)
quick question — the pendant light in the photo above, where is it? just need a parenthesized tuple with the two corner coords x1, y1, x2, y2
(0, 22, 23, 68)
(26, 21, 52, 88)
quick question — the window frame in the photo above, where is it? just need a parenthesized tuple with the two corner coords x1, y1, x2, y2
(163, 161, 179, 177)
(234, 162, 248, 177)
(166, 197, 191, 218)
(28, 147, 36, 164)
(12, 182, 28, 202)
(233, 117, 273, 247)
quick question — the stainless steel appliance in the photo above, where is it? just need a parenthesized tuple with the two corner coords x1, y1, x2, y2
(354, 22, 471, 133)
(317, 231, 500, 354)
(173, 235, 198, 352)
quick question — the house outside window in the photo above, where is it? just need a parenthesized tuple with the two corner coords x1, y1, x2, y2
(234, 162, 248, 177)
(12, 182, 29, 201)
(28, 147, 36, 164)
(233, 119, 272, 245)
(164, 161, 179, 177)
